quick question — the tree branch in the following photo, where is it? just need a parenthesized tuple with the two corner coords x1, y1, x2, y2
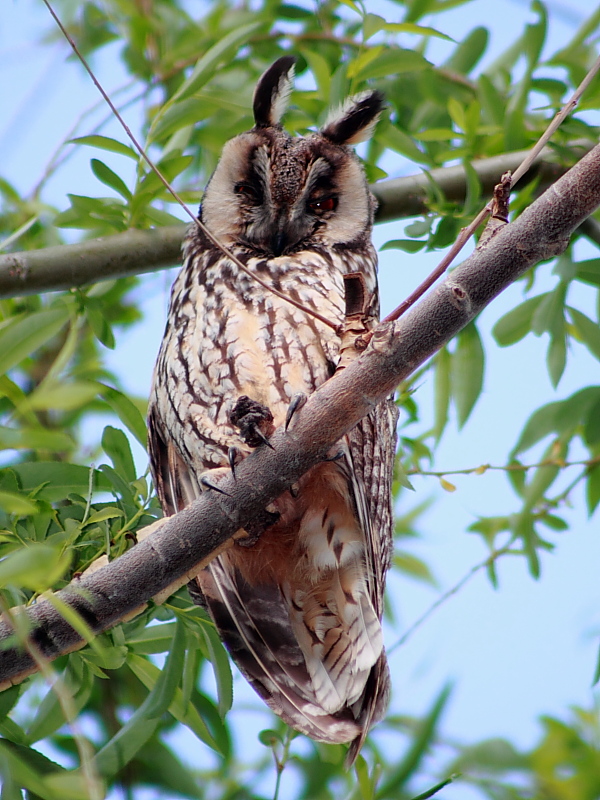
(0, 144, 592, 299)
(1, 142, 599, 688)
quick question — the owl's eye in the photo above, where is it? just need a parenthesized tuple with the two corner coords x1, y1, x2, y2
(309, 196, 337, 213)
(234, 182, 260, 201)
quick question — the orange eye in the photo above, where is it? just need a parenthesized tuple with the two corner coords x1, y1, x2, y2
(234, 183, 259, 199)
(309, 196, 336, 212)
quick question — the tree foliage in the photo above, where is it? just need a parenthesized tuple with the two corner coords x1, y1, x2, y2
(0, 1, 600, 798)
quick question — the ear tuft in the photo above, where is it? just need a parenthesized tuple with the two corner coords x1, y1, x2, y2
(253, 56, 296, 128)
(321, 90, 385, 145)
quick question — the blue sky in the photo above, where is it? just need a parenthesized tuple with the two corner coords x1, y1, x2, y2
(2, 1, 600, 797)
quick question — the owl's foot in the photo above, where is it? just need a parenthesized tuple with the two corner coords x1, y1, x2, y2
(285, 392, 307, 431)
(199, 466, 232, 496)
(229, 396, 275, 449)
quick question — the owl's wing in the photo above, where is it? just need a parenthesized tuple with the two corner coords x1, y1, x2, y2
(337, 396, 398, 762)
(148, 405, 200, 516)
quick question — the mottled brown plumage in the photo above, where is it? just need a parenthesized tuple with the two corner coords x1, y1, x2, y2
(148, 57, 397, 763)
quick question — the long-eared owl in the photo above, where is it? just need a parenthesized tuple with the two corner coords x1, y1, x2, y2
(148, 57, 398, 763)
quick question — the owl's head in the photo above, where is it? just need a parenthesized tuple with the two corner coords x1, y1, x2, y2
(201, 57, 384, 257)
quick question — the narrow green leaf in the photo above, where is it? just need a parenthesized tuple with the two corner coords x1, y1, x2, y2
(127, 622, 177, 654)
(0, 307, 70, 377)
(547, 332, 566, 387)
(575, 257, 600, 287)
(0, 490, 38, 515)
(451, 322, 484, 427)
(355, 49, 430, 81)
(376, 684, 452, 796)
(200, 624, 233, 717)
(433, 346, 451, 441)
(492, 295, 546, 346)
(380, 239, 425, 253)
(0, 544, 70, 590)
(127, 653, 220, 752)
(586, 463, 600, 515)
(568, 306, 600, 361)
(0, 425, 74, 452)
(444, 27, 488, 74)
(11, 462, 111, 502)
(99, 385, 147, 448)
(26, 663, 93, 744)
(71, 135, 138, 160)
(170, 22, 263, 105)
(91, 159, 132, 201)
(102, 426, 136, 483)
(26, 380, 100, 411)
(377, 123, 426, 163)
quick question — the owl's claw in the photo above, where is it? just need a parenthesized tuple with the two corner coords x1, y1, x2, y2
(285, 392, 307, 431)
(325, 450, 345, 463)
(228, 446, 241, 478)
(200, 476, 232, 497)
(229, 395, 275, 449)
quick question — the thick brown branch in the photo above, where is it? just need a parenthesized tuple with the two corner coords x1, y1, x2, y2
(1, 143, 599, 687)
(0, 144, 591, 299)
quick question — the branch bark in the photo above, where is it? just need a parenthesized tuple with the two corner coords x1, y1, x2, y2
(1, 142, 599, 688)
(0, 144, 592, 299)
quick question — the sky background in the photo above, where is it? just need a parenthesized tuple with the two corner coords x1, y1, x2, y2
(1, 1, 600, 797)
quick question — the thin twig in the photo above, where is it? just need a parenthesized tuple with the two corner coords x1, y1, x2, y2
(42, 0, 339, 331)
(387, 544, 514, 655)
(408, 454, 600, 478)
(381, 54, 600, 326)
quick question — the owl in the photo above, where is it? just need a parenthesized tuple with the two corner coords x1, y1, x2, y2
(148, 56, 398, 764)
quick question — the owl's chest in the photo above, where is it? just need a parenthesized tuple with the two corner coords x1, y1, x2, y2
(170, 255, 348, 421)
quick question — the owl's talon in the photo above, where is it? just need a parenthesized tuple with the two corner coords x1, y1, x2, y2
(250, 424, 275, 450)
(200, 476, 232, 497)
(285, 393, 307, 431)
(325, 450, 345, 463)
(289, 483, 300, 498)
(228, 446, 241, 478)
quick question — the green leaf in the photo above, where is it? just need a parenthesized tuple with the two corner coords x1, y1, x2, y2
(128, 622, 177, 654)
(102, 426, 136, 483)
(393, 552, 437, 586)
(91, 158, 132, 201)
(83, 506, 124, 526)
(99, 385, 147, 448)
(451, 322, 484, 427)
(547, 332, 566, 387)
(0, 543, 70, 590)
(0, 306, 70, 377)
(380, 239, 425, 253)
(376, 684, 452, 796)
(169, 22, 264, 105)
(0, 426, 74, 452)
(0, 490, 38, 515)
(575, 257, 600, 287)
(444, 26, 488, 74)
(354, 49, 430, 81)
(127, 653, 220, 752)
(433, 346, 451, 441)
(25, 380, 100, 411)
(70, 135, 138, 160)
(568, 306, 600, 361)
(199, 623, 233, 718)
(26, 662, 94, 744)
(377, 123, 426, 163)
(11, 462, 111, 502)
(492, 294, 546, 346)
(531, 282, 567, 336)
(587, 463, 600, 515)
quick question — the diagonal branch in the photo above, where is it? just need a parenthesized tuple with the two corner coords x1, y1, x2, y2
(0, 143, 593, 299)
(1, 142, 599, 688)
